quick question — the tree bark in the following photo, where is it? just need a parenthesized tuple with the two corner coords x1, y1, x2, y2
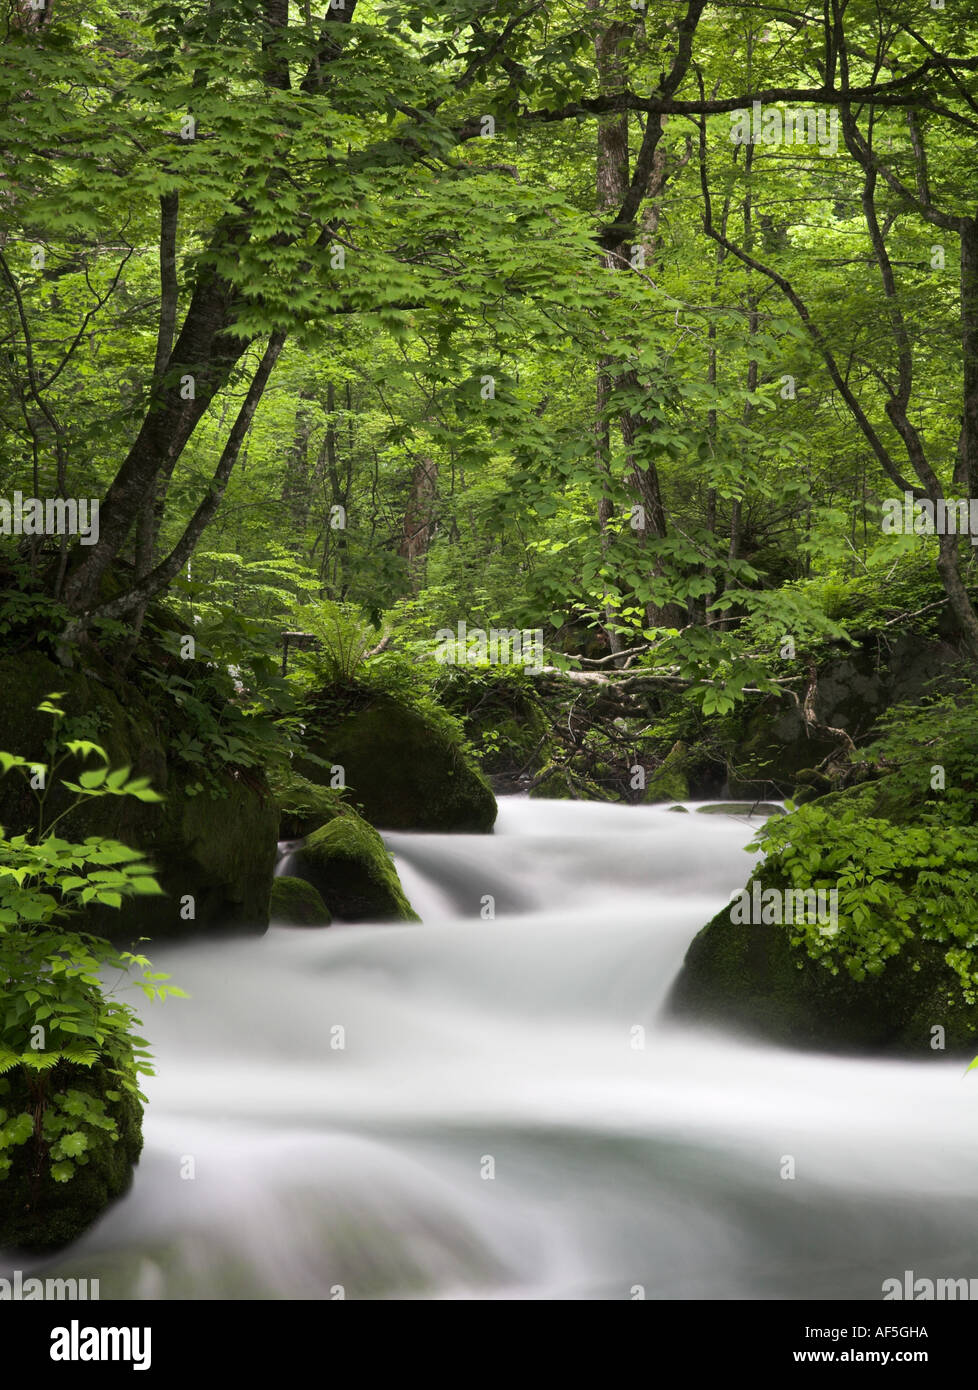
(398, 455, 439, 593)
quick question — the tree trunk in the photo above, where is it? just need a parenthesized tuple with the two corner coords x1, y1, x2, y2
(398, 455, 439, 593)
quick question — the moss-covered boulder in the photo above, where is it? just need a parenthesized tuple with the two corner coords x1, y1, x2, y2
(670, 744, 978, 1056)
(270, 875, 332, 926)
(297, 692, 496, 833)
(290, 811, 419, 922)
(668, 888, 978, 1055)
(642, 740, 690, 804)
(0, 1062, 142, 1251)
(0, 651, 278, 938)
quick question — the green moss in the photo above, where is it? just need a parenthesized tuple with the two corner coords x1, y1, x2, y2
(297, 692, 497, 833)
(0, 651, 278, 939)
(0, 1062, 142, 1252)
(795, 773, 937, 828)
(791, 767, 834, 805)
(292, 811, 420, 922)
(642, 740, 690, 804)
(270, 875, 332, 926)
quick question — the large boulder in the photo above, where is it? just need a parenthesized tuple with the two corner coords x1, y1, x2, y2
(668, 888, 978, 1055)
(669, 759, 978, 1055)
(297, 692, 496, 832)
(290, 811, 419, 922)
(0, 650, 278, 938)
(0, 1062, 142, 1251)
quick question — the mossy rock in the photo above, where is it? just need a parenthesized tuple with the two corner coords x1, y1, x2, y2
(297, 692, 496, 833)
(270, 875, 332, 926)
(642, 740, 690, 804)
(0, 650, 277, 939)
(798, 775, 928, 827)
(717, 641, 959, 799)
(291, 812, 419, 922)
(723, 701, 839, 798)
(0, 1062, 142, 1252)
(790, 767, 835, 805)
(694, 802, 785, 817)
(668, 889, 978, 1055)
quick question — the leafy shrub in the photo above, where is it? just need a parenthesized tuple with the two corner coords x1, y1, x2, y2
(858, 683, 978, 825)
(754, 802, 978, 1000)
(0, 696, 182, 1188)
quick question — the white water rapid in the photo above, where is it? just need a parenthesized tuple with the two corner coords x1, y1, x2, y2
(7, 797, 978, 1300)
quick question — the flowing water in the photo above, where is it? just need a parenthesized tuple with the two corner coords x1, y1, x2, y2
(7, 798, 978, 1300)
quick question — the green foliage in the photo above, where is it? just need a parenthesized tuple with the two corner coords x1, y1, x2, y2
(770, 548, 974, 639)
(3, 0, 978, 712)
(134, 627, 296, 797)
(0, 696, 182, 1187)
(754, 803, 978, 1001)
(292, 601, 382, 685)
(859, 684, 978, 826)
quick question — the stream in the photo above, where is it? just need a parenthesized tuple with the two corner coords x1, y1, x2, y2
(6, 797, 978, 1300)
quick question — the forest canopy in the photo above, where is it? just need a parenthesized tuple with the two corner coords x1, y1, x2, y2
(2, 0, 977, 704)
